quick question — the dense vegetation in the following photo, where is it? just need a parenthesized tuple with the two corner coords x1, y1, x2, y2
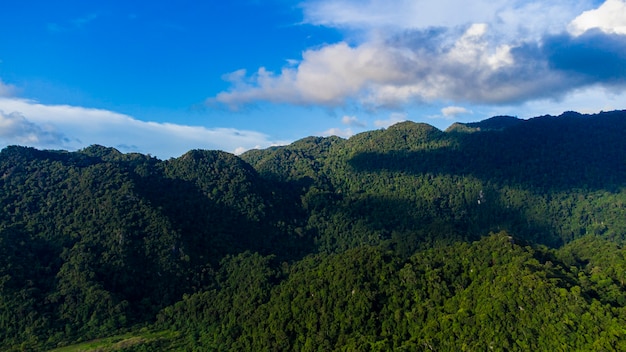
(1, 110, 626, 350)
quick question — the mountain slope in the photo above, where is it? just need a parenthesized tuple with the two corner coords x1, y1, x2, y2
(243, 110, 626, 251)
(1, 110, 626, 350)
(157, 233, 626, 351)
(0, 145, 306, 348)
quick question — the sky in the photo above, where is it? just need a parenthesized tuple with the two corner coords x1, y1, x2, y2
(1, 0, 625, 159)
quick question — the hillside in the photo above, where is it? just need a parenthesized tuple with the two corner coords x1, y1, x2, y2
(1, 110, 626, 350)
(242, 110, 626, 252)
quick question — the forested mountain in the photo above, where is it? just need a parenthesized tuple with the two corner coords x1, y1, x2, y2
(1, 110, 626, 350)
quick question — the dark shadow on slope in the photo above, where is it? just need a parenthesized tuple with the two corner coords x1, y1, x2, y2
(311, 191, 557, 258)
(132, 172, 315, 268)
(349, 111, 626, 192)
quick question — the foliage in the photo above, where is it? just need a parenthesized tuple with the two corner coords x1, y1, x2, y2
(156, 234, 626, 351)
(1, 110, 626, 350)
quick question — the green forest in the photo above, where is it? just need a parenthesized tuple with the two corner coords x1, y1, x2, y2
(2, 110, 626, 351)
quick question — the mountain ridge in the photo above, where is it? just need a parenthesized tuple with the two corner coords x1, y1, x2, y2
(2, 109, 626, 350)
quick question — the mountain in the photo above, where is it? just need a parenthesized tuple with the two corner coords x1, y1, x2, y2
(449, 115, 523, 132)
(243, 110, 626, 252)
(1, 110, 626, 350)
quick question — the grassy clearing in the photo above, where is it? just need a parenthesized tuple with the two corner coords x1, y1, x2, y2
(48, 330, 179, 352)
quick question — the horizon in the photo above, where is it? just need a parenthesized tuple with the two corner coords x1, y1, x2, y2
(4, 109, 621, 161)
(1, 0, 625, 159)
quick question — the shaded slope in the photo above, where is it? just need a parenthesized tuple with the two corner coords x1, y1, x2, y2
(241, 110, 626, 249)
(349, 110, 626, 191)
(0, 145, 310, 348)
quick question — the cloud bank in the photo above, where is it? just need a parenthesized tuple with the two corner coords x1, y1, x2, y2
(0, 98, 283, 159)
(211, 0, 626, 112)
(0, 111, 67, 147)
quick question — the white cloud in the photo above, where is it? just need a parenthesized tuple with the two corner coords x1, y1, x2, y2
(0, 110, 67, 147)
(213, 0, 625, 114)
(0, 98, 284, 159)
(374, 112, 407, 128)
(341, 115, 366, 127)
(213, 23, 551, 108)
(569, 0, 626, 36)
(489, 85, 626, 119)
(322, 127, 354, 138)
(441, 106, 472, 118)
(0, 79, 16, 97)
(321, 115, 367, 139)
(302, 0, 496, 29)
(302, 0, 594, 38)
(212, 41, 411, 107)
(302, 0, 500, 30)
(234, 146, 254, 155)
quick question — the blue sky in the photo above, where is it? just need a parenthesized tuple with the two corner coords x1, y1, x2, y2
(1, 0, 625, 158)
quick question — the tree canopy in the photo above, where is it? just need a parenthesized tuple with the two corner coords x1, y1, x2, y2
(2, 110, 626, 350)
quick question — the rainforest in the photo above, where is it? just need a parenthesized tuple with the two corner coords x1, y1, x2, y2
(2, 110, 626, 351)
